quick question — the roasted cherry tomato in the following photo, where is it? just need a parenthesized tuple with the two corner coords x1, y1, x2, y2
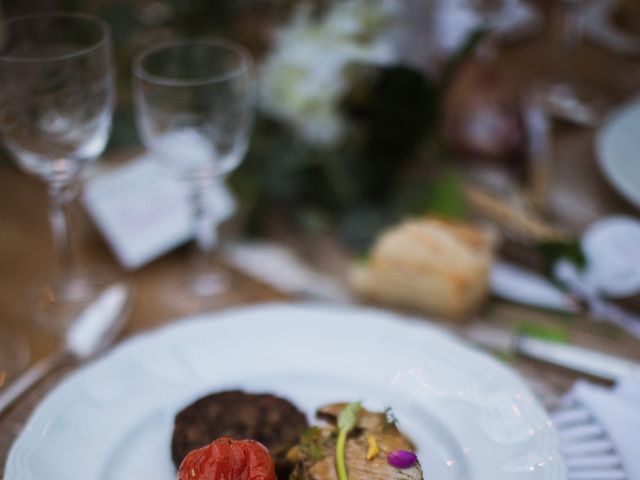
(178, 437, 276, 480)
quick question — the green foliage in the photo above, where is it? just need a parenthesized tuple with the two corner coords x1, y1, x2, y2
(334, 166, 467, 251)
(299, 427, 326, 462)
(235, 62, 450, 247)
(239, 64, 440, 212)
(538, 240, 586, 277)
(345, 65, 439, 199)
(411, 169, 466, 220)
(516, 323, 569, 343)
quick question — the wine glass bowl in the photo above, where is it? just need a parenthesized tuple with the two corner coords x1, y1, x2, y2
(0, 13, 115, 185)
(133, 40, 253, 181)
(132, 39, 254, 313)
(0, 13, 117, 332)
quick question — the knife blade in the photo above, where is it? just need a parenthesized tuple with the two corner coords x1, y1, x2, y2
(467, 324, 640, 382)
(490, 260, 578, 313)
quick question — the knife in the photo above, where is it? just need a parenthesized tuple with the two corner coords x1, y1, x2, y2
(490, 260, 578, 313)
(467, 324, 640, 382)
(224, 241, 352, 303)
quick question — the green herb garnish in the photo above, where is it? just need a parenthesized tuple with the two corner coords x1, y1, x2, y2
(299, 427, 325, 462)
(382, 406, 398, 432)
(336, 402, 361, 480)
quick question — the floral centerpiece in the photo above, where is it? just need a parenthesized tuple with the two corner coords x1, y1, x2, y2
(233, 0, 471, 248)
(259, 1, 399, 147)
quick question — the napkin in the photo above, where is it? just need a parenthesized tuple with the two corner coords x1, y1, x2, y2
(225, 242, 352, 303)
(84, 156, 235, 270)
(553, 378, 640, 480)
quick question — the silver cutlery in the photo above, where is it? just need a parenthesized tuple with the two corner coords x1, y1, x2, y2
(554, 260, 640, 340)
(0, 282, 131, 416)
(467, 324, 640, 382)
(553, 396, 630, 480)
(469, 324, 639, 480)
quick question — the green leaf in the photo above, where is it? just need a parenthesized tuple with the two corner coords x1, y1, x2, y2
(337, 401, 361, 431)
(421, 170, 466, 220)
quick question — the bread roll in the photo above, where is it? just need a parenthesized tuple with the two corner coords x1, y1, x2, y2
(349, 218, 496, 318)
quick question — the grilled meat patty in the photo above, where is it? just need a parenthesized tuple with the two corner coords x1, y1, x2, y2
(171, 390, 308, 478)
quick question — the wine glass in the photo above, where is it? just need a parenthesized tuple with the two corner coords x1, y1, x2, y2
(0, 13, 116, 332)
(132, 39, 254, 313)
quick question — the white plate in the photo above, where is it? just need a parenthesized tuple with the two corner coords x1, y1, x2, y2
(5, 303, 565, 480)
(596, 96, 640, 210)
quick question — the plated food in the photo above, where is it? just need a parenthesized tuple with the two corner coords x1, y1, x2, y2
(288, 403, 422, 480)
(173, 392, 422, 480)
(172, 390, 308, 478)
(178, 437, 276, 480)
(5, 304, 565, 480)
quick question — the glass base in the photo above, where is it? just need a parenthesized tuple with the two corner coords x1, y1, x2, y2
(31, 267, 117, 334)
(0, 324, 30, 387)
(162, 269, 232, 316)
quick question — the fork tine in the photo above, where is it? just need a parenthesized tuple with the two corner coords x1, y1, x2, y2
(562, 439, 615, 456)
(566, 455, 622, 469)
(567, 470, 626, 480)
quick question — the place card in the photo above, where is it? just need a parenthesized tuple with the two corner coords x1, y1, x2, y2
(83, 155, 234, 270)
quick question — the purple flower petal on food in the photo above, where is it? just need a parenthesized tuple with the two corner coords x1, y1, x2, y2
(387, 450, 417, 469)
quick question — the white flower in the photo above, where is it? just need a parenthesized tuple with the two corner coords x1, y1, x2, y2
(259, 0, 400, 147)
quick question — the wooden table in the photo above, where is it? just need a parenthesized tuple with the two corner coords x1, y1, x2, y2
(1, 0, 640, 474)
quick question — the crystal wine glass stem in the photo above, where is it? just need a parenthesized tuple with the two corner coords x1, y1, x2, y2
(190, 179, 218, 257)
(47, 178, 79, 280)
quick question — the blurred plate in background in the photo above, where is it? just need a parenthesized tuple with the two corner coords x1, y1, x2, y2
(596, 96, 640, 210)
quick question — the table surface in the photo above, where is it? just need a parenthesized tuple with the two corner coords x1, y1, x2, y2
(1, 0, 640, 474)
